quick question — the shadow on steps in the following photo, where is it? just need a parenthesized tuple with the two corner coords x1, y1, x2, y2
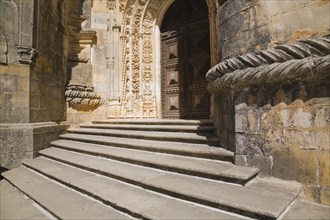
(0, 166, 9, 180)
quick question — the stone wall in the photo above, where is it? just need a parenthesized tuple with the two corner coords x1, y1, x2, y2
(29, 0, 69, 122)
(1, 64, 30, 123)
(0, 0, 34, 123)
(0, 0, 71, 169)
(234, 81, 330, 205)
(209, 0, 330, 205)
(0, 122, 66, 169)
(212, 93, 235, 152)
(218, 0, 329, 60)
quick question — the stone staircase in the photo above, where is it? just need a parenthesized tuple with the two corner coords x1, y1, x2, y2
(2, 119, 329, 219)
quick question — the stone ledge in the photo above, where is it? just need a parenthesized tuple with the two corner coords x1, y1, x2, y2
(0, 122, 68, 169)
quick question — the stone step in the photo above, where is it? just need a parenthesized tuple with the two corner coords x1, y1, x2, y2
(23, 156, 298, 219)
(2, 167, 132, 220)
(59, 133, 234, 161)
(80, 123, 216, 133)
(48, 141, 257, 184)
(17, 159, 244, 220)
(67, 127, 220, 145)
(0, 180, 53, 220)
(281, 199, 330, 220)
(93, 119, 214, 126)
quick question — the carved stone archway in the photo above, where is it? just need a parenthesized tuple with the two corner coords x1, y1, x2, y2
(117, 0, 217, 118)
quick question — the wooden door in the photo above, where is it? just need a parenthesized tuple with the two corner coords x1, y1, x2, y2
(161, 0, 210, 119)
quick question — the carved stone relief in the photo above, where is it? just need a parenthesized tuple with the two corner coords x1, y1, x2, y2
(206, 35, 330, 93)
(111, 0, 216, 118)
(65, 82, 104, 109)
(17, 45, 38, 64)
(106, 0, 116, 10)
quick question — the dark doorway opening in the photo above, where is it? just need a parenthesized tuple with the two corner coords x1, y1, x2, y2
(161, 0, 211, 119)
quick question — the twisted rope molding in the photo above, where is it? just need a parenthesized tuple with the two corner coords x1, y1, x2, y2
(206, 35, 330, 82)
(206, 35, 330, 93)
(208, 55, 330, 93)
(65, 83, 104, 106)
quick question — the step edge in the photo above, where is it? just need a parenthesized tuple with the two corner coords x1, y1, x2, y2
(55, 137, 234, 162)
(48, 142, 256, 184)
(92, 119, 214, 126)
(67, 129, 220, 145)
(79, 124, 216, 132)
(16, 163, 143, 219)
(24, 157, 277, 219)
(2, 168, 65, 220)
(0, 175, 60, 220)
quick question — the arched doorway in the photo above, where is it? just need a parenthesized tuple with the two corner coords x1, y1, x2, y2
(160, 0, 211, 119)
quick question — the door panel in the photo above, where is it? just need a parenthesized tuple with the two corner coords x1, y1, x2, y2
(161, 0, 210, 119)
(162, 36, 183, 118)
(186, 26, 210, 118)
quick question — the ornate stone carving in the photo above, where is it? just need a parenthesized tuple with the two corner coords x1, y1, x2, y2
(115, 0, 168, 118)
(117, 0, 180, 118)
(118, 4, 145, 117)
(106, 0, 116, 10)
(131, 8, 143, 95)
(119, 0, 125, 12)
(206, 35, 330, 82)
(17, 45, 38, 64)
(207, 35, 330, 93)
(65, 82, 104, 107)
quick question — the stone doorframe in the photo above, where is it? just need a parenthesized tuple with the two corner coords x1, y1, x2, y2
(153, 0, 218, 117)
(118, 0, 217, 118)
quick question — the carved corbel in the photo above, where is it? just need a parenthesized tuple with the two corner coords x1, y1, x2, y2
(17, 45, 38, 64)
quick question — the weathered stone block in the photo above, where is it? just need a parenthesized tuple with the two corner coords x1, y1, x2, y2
(0, 74, 19, 93)
(92, 45, 108, 65)
(315, 131, 330, 150)
(291, 107, 312, 128)
(235, 154, 272, 176)
(235, 133, 266, 156)
(273, 150, 318, 184)
(220, 1, 271, 58)
(319, 152, 330, 188)
(320, 188, 330, 206)
(266, 0, 330, 42)
(0, 122, 67, 169)
(303, 186, 321, 204)
(284, 129, 317, 150)
(235, 111, 248, 133)
(312, 105, 330, 129)
(69, 63, 93, 84)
